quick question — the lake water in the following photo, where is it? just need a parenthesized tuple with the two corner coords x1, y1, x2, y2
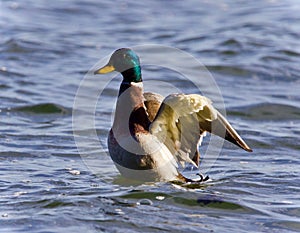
(1, 1, 300, 232)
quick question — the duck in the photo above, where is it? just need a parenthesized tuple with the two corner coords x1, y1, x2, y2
(94, 48, 252, 183)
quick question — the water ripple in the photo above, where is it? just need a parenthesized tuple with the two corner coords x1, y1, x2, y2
(228, 103, 300, 121)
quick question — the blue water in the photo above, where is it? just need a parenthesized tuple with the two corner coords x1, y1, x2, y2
(1, 1, 300, 232)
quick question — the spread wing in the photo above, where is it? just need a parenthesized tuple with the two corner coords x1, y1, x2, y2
(143, 92, 164, 122)
(149, 94, 252, 168)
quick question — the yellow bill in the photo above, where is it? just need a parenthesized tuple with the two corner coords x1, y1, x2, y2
(94, 64, 115, 74)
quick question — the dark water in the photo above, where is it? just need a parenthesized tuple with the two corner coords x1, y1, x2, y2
(1, 0, 300, 232)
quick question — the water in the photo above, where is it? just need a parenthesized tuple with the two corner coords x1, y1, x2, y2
(1, 0, 300, 232)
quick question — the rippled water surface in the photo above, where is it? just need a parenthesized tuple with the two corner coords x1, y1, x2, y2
(1, 1, 300, 232)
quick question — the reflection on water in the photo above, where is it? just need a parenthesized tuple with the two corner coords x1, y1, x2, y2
(1, 0, 300, 232)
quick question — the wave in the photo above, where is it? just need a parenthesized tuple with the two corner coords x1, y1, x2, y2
(9, 103, 70, 115)
(228, 103, 300, 121)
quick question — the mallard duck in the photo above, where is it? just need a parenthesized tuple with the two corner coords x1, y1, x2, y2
(94, 48, 252, 182)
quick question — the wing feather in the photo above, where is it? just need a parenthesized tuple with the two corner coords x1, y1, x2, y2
(143, 92, 163, 122)
(150, 94, 252, 167)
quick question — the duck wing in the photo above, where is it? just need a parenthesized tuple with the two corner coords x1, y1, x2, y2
(149, 94, 252, 168)
(143, 92, 164, 122)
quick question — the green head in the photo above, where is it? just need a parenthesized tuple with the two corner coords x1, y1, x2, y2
(94, 48, 142, 83)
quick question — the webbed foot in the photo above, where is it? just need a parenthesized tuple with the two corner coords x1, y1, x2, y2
(195, 173, 209, 182)
(176, 173, 209, 183)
